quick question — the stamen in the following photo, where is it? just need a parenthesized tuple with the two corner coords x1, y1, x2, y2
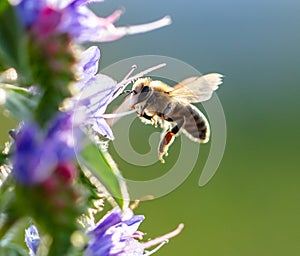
(78, 86, 115, 109)
(123, 65, 137, 81)
(122, 63, 166, 85)
(112, 65, 137, 98)
(132, 231, 145, 240)
(141, 224, 184, 250)
(125, 16, 172, 35)
(143, 240, 169, 256)
(99, 109, 136, 119)
(124, 224, 184, 255)
(130, 195, 154, 210)
(0, 83, 30, 93)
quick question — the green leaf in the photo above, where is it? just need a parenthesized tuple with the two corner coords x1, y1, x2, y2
(0, 0, 9, 15)
(79, 141, 129, 209)
(0, 176, 20, 241)
(3, 88, 38, 121)
(0, 244, 28, 256)
(0, 2, 31, 81)
(78, 169, 102, 207)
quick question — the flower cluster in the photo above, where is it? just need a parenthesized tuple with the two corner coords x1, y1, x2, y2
(16, 0, 171, 41)
(74, 45, 118, 139)
(12, 112, 79, 185)
(25, 207, 184, 256)
(86, 208, 145, 256)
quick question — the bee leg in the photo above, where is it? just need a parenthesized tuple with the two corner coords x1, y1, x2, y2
(158, 118, 185, 163)
(139, 103, 149, 116)
(141, 112, 158, 127)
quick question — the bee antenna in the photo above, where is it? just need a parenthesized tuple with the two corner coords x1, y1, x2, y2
(122, 90, 135, 97)
(121, 90, 133, 97)
(122, 90, 131, 95)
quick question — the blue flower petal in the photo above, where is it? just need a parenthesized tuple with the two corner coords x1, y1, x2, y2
(86, 208, 145, 256)
(13, 112, 79, 185)
(25, 225, 40, 256)
(16, 0, 45, 26)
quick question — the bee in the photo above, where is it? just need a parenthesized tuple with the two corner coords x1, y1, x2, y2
(113, 73, 224, 163)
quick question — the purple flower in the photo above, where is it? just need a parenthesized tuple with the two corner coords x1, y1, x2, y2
(25, 225, 40, 256)
(12, 112, 80, 185)
(15, 0, 45, 26)
(85, 208, 145, 256)
(15, 0, 171, 42)
(76, 46, 101, 86)
(75, 73, 118, 140)
(74, 46, 120, 139)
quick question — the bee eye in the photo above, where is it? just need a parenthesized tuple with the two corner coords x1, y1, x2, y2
(137, 85, 151, 101)
(141, 85, 150, 94)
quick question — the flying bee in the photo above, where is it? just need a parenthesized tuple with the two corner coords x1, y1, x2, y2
(112, 73, 224, 163)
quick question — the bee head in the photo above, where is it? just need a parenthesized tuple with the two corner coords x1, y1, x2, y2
(131, 78, 153, 102)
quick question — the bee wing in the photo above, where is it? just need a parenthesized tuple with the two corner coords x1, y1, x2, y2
(169, 73, 224, 103)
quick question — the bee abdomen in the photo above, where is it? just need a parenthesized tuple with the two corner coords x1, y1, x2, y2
(182, 105, 210, 143)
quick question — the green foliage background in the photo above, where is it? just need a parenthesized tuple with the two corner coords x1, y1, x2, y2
(1, 0, 299, 255)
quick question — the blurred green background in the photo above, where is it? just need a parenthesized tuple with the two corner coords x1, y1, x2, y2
(1, 0, 300, 255)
